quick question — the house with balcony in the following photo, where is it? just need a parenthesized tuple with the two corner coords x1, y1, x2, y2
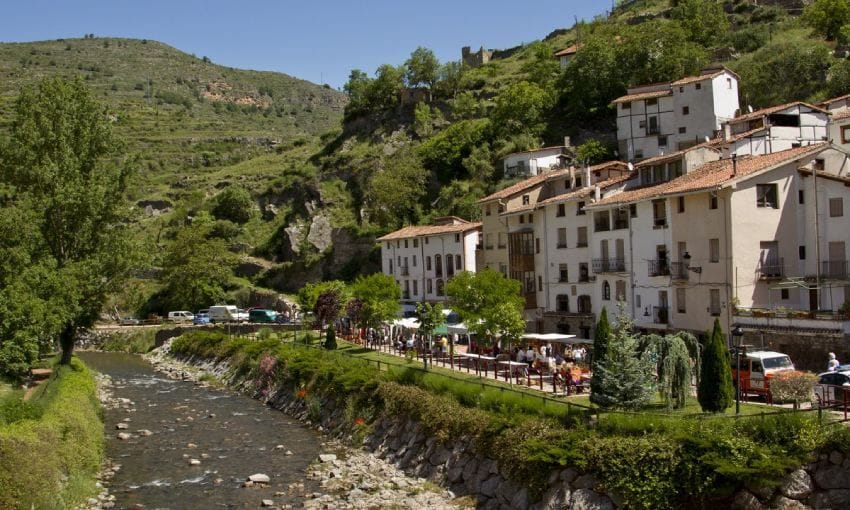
(502, 143, 574, 178)
(377, 217, 481, 305)
(719, 102, 829, 157)
(614, 67, 740, 162)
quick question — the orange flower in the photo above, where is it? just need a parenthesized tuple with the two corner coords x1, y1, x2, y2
(354, 417, 365, 427)
(296, 387, 307, 398)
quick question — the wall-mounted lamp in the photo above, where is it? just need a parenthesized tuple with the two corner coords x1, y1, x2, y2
(643, 307, 650, 317)
(682, 251, 702, 274)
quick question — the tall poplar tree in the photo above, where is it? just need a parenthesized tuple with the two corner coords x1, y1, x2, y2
(590, 307, 611, 405)
(698, 318, 734, 413)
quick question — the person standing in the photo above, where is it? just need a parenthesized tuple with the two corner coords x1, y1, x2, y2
(828, 352, 840, 372)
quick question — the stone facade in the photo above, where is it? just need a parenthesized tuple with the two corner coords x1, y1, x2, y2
(461, 46, 492, 67)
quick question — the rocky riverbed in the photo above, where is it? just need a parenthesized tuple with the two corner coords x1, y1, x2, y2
(78, 344, 466, 509)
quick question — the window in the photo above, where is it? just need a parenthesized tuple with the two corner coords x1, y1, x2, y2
(436, 279, 445, 296)
(485, 234, 493, 250)
(413, 239, 419, 248)
(652, 199, 667, 228)
(602, 281, 611, 300)
(577, 227, 588, 247)
(726, 77, 732, 89)
(404, 239, 408, 248)
(536, 238, 540, 254)
(559, 264, 569, 282)
(630, 204, 637, 218)
(594, 211, 611, 232)
(575, 176, 582, 188)
(577, 201, 586, 215)
(522, 194, 530, 205)
(486, 204, 491, 216)
(578, 295, 592, 314)
(679, 127, 686, 134)
(455, 255, 462, 271)
(435, 254, 443, 277)
(498, 203, 505, 213)
(636, 294, 641, 308)
(676, 288, 686, 313)
(557, 203, 566, 217)
(426, 279, 432, 294)
(425, 237, 429, 244)
(830, 198, 844, 217)
(556, 295, 569, 312)
(388, 259, 393, 274)
(557, 228, 567, 248)
(682, 106, 689, 115)
(709, 194, 718, 210)
(635, 150, 644, 159)
(709, 238, 720, 263)
(615, 281, 626, 301)
(814, 159, 825, 171)
(799, 245, 806, 260)
(413, 280, 418, 296)
(412, 255, 417, 267)
(622, 102, 631, 110)
(756, 184, 778, 208)
(696, 83, 702, 90)
(709, 289, 721, 316)
(519, 215, 524, 224)
(647, 98, 657, 107)
(658, 135, 668, 147)
(798, 190, 805, 204)
(528, 213, 534, 223)
(613, 208, 629, 230)
(397, 255, 401, 266)
(386, 242, 391, 249)
(455, 233, 461, 242)
(781, 288, 789, 300)
(679, 86, 684, 93)
(498, 232, 506, 249)
(579, 263, 589, 282)
(842, 125, 850, 144)
(678, 196, 685, 213)
(648, 116, 659, 135)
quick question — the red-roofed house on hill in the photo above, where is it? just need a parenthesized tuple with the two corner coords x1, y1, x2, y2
(614, 67, 740, 162)
(720, 102, 829, 157)
(377, 217, 481, 305)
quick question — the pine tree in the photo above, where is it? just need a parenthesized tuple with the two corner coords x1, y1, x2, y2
(698, 318, 734, 413)
(590, 307, 612, 405)
(592, 309, 653, 410)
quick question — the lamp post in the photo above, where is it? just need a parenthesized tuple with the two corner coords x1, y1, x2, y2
(732, 326, 744, 415)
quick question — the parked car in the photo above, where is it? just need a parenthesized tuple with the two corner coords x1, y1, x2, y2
(249, 308, 278, 323)
(816, 369, 850, 404)
(167, 311, 194, 323)
(209, 305, 243, 323)
(120, 317, 140, 326)
(193, 310, 210, 325)
(730, 350, 795, 396)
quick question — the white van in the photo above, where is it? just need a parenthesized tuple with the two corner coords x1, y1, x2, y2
(209, 305, 241, 323)
(167, 311, 194, 323)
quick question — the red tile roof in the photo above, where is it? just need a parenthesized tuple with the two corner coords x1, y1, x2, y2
(671, 67, 738, 86)
(635, 144, 720, 168)
(587, 144, 827, 208)
(479, 171, 556, 203)
(612, 89, 672, 105)
(832, 110, 850, 121)
(819, 93, 850, 108)
(554, 44, 579, 57)
(729, 101, 827, 125)
(377, 221, 482, 241)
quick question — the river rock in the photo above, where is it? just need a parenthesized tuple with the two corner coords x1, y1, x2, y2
(510, 487, 530, 510)
(117, 432, 132, 440)
(731, 490, 765, 510)
(781, 469, 813, 500)
(771, 495, 810, 510)
(116, 423, 129, 430)
(830, 451, 845, 466)
(261, 500, 274, 507)
(573, 473, 597, 490)
(137, 429, 153, 436)
(480, 475, 501, 497)
(187, 443, 197, 448)
(188, 459, 201, 465)
(249, 473, 270, 484)
(571, 488, 613, 510)
(319, 454, 337, 463)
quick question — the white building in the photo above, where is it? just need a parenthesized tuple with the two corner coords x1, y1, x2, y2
(720, 102, 829, 157)
(502, 145, 572, 178)
(377, 217, 481, 304)
(554, 44, 579, 69)
(613, 67, 740, 161)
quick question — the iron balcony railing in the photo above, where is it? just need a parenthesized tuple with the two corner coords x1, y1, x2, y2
(653, 306, 669, 325)
(399, 266, 409, 276)
(648, 259, 670, 277)
(592, 258, 626, 273)
(757, 257, 784, 280)
(670, 262, 688, 280)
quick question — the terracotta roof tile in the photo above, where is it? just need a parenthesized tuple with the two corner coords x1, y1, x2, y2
(554, 44, 579, 57)
(377, 221, 482, 241)
(612, 89, 672, 105)
(832, 110, 850, 121)
(537, 173, 635, 207)
(635, 144, 720, 168)
(588, 144, 827, 208)
(729, 101, 827, 125)
(819, 93, 850, 108)
(479, 172, 553, 203)
(671, 67, 737, 86)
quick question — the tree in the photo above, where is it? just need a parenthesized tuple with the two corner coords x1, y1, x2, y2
(297, 280, 347, 318)
(405, 47, 439, 89)
(734, 41, 831, 108)
(591, 305, 654, 410)
(576, 139, 610, 166)
(521, 41, 561, 87)
(346, 298, 364, 340)
(670, 0, 730, 47)
(160, 224, 237, 312)
(803, 0, 850, 41)
(314, 288, 343, 331)
(343, 68, 371, 118)
(413, 102, 434, 138)
(418, 119, 490, 182)
(368, 64, 405, 110)
(641, 332, 701, 411)
(450, 91, 480, 120)
(590, 307, 612, 406)
(324, 325, 337, 350)
(698, 318, 734, 413)
(445, 270, 525, 350)
(463, 144, 495, 183)
(211, 185, 254, 224)
(350, 273, 401, 330)
(1, 77, 135, 365)
(368, 149, 428, 228)
(490, 81, 552, 139)
(434, 61, 466, 98)
(416, 301, 444, 360)
(827, 59, 850, 98)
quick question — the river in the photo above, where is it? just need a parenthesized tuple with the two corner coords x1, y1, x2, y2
(78, 351, 324, 509)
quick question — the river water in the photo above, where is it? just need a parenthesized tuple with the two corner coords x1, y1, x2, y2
(78, 352, 324, 509)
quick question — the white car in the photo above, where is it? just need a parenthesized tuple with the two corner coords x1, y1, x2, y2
(816, 370, 850, 405)
(120, 317, 140, 326)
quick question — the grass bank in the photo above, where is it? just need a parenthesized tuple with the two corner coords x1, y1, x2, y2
(0, 357, 104, 509)
(171, 330, 847, 509)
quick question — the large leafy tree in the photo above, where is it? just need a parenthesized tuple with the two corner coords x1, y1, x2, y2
(1, 77, 135, 364)
(734, 41, 831, 108)
(405, 47, 439, 89)
(368, 149, 428, 228)
(445, 270, 525, 350)
(211, 185, 254, 224)
(803, 0, 850, 41)
(641, 332, 701, 411)
(592, 305, 654, 410)
(670, 0, 730, 47)
(698, 318, 734, 413)
(349, 273, 401, 330)
(416, 301, 444, 352)
(490, 81, 552, 139)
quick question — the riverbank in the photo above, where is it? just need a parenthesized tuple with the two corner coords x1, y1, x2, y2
(0, 358, 104, 509)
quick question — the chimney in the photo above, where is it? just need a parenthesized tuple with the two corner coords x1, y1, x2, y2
(584, 165, 592, 188)
(594, 186, 601, 201)
(731, 153, 738, 176)
(723, 122, 731, 141)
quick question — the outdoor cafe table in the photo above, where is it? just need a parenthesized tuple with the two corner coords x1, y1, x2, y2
(459, 353, 496, 374)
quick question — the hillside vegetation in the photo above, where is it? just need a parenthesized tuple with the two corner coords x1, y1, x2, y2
(3, 0, 850, 321)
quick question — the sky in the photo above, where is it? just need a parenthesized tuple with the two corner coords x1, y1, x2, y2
(0, 0, 611, 89)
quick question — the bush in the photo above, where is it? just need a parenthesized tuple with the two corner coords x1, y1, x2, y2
(769, 371, 818, 406)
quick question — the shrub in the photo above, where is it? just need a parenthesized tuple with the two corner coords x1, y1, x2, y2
(769, 371, 818, 406)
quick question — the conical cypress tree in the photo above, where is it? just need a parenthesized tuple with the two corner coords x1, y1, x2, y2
(324, 326, 337, 350)
(698, 318, 734, 413)
(590, 307, 612, 405)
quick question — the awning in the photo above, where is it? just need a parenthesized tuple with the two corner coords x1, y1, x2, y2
(447, 323, 469, 335)
(521, 333, 577, 343)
